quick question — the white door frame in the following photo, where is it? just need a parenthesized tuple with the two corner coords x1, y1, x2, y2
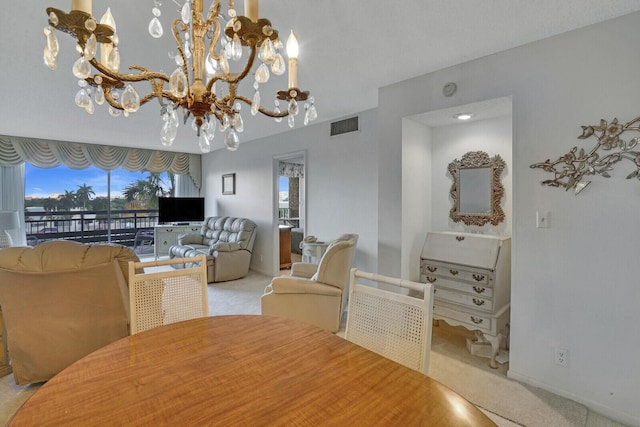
(272, 150, 306, 274)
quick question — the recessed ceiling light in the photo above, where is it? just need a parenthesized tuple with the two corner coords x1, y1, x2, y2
(453, 113, 473, 121)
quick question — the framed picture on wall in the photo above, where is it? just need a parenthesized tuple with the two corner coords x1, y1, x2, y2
(222, 173, 236, 195)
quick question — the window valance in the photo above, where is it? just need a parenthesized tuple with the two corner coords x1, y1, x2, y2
(279, 161, 304, 178)
(0, 135, 201, 189)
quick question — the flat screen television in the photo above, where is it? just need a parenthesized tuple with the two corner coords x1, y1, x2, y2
(158, 197, 205, 224)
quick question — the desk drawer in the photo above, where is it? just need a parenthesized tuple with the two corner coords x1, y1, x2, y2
(422, 276, 493, 298)
(434, 288, 493, 312)
(434, 305, 493, 334)
(421, 264, 490, 286)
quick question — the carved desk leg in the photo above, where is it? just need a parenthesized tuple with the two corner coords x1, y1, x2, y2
(485, 333, 502, 369)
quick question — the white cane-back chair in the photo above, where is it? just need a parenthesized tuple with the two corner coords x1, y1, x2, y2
(345, 268, 434, 375)
(128, 255, 209, 334)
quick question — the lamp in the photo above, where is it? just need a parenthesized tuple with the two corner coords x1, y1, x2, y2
(43, 0, 317, 153)
(0, 211, 19, 249)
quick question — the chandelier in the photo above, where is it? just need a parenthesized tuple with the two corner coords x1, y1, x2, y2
(42, 0, 317, 153)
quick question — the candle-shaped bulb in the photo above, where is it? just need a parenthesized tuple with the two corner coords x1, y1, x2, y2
(100, 7, 116, 30)
(286, 31, 299, 59)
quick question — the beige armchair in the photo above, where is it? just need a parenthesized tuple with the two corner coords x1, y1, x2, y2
(0, 241, 139, 385)
(261, 234, 358, 332)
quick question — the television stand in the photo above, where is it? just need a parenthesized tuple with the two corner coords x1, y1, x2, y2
(154, 224, 203, 259)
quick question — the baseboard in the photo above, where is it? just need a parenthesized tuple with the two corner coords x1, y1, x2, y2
(507, 370, 638, 426)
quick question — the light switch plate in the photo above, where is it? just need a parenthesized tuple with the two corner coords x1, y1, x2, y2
(536, 211, 550, 228)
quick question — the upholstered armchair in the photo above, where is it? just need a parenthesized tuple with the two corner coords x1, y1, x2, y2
(0, 241, 139, 385)
(169, 216, 257, 283)
(261, 234, 358, 332)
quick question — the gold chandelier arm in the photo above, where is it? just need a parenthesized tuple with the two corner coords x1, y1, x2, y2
(234, 95, 288, 118)
(230, 44, 257, 84)
(171, 18, 191, 88)
(89, 59, 170, 84)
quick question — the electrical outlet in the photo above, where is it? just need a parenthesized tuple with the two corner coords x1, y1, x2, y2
(555, 347, 569, 367)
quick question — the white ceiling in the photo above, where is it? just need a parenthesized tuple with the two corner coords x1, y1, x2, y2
(2, 1, 640, 154)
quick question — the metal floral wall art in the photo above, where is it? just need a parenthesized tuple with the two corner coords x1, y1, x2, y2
(530, 116, 640, 194)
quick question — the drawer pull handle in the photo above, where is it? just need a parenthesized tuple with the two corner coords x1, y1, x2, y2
(472, 298, 485, 306)
(470, 316, 483, 325)
(427, 266, 437, 273)
(426, 276, 437, 283)
(456, 236, 465, 242)
(472, 274, 485, 282)
(473, 286, 485, 294)
(449, 269, 458, 276)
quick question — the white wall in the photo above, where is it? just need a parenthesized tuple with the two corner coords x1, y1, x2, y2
(202, 109, 379, 277)
(401, 119, 432, 281)
(378, 12, 640, 425)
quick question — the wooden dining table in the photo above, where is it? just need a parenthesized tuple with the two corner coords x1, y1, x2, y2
(9, 315, 496, 426)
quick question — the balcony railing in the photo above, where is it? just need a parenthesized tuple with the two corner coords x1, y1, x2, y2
(25, 209, 159, 250)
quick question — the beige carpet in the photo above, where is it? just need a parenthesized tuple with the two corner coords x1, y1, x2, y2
(0, 270, 629, 426)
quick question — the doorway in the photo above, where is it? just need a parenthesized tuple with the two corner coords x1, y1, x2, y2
(273, 151, 306, 274)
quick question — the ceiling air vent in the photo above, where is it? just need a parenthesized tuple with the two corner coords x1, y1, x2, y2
(330, 116, 359, 137)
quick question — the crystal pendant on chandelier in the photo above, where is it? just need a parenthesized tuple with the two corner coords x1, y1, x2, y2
(121, 85, 140, 113)
(161, 120, 177, 146)
(271, 54, 285, 76)
(225, 128, 240, 151)
(288, 99, 298, 116)
(75, 88, 91, 109)
(259, 39, 276, 64)
(43, 26, 59, 70)
(219, 114, 230, 132)
(72, 56, 91, 79)
(230, 34, 243, 61)
(148, 17, 163, 38)
(233, 113, 244, 133)
(94, 85, 105, 105)
(44, 46, 57, 70)
(199, 132, 212, 153)
(288, 114, 295, 128)
(273, 101, 282, 123)
(84, 34, 97, 61)
(255, 63, 270, 84)
(251, 90, 260, 116)
(85, 98, 95, 115)
(107, 46, 120, 72)
(170, 68, 188, 98)
(181, 2, 191, 24)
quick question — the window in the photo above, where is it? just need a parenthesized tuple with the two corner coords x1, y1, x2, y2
(24, 163, 173, 246)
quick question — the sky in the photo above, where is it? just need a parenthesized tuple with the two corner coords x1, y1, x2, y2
(25, 164, 291, 199)
(25, 164, 155, 199)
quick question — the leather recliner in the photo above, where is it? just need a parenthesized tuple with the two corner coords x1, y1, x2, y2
(168, 216, 257, 283)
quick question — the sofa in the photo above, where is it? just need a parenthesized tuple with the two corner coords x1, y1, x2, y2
(168, 216, 257, 283)
(0, 241, 139, 385)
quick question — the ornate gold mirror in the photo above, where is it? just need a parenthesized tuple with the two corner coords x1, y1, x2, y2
(448, 151, 506, 226)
